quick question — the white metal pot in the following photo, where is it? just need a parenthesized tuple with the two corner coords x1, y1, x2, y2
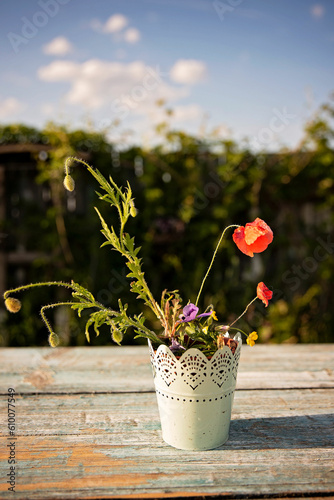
(149, 334, 242, 451)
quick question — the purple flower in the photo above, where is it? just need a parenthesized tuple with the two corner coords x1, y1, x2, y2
(169, 338, 186, 353)
(177, 303, 212, 324)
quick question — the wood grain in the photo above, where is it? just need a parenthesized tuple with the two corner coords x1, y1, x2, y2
(0, 390, 333, 499)
(0, 345, 333, 499)
(0, 344, 333, 393)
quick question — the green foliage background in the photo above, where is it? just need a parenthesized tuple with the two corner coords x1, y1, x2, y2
(1, 99, 333, 346)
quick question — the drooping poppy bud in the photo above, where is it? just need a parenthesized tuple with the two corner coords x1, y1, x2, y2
(63, 175, 75, 192)
(48, 332, 60, 348)
(112, 327, 123, 345)
(5, 297, 21, 313)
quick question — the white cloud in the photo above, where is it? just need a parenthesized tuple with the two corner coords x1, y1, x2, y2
(103, 14, 128, 33)
(38, 60, 79, 81)
(91, 14, 141, 43)
(170, 59, 207, 85)
(38, 59, 188, 114)
(43, 36, 73, 56)
(0, 97, 25, 119)
(311, 4, 324, 18)
(123, 28, 141, 43)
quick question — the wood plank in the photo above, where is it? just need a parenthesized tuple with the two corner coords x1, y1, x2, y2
(0, 390, 333, 499)
(0, 345, 333, 393)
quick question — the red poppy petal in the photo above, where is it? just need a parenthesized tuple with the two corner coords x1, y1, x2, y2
(244, 218, 273, 250)
(248, 234, 271, 254)
(232, 227, 254, 257)
(244, 227, 262, 245)
(257, 282, 273, 307)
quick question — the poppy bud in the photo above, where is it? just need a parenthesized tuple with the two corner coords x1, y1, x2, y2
(129, 200, 137, 217)
(63, 175, 75, 192)
(48, 332, 60, 348)
(112, 327, 123, 345)
(5, 297, 21, 313)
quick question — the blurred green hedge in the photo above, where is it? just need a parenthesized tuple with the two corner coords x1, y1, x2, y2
(1, 99, 333, 346)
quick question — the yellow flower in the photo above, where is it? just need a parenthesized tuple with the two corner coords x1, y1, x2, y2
(63, 174, 75, 192)
(5, 297, 21, 313)
(211, 310, 218, 321)
(246, 331, 258, 347)
(202, 326, 208, 335)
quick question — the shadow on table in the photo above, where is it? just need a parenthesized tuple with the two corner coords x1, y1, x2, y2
(225, 413, 334, 449)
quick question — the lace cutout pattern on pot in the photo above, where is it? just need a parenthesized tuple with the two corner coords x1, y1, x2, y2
(231, 347, 241, 381)
(210, 350, 234, 388)
(180, 352, 208, 390)
(155, 350, 178, 387)
(149, 341, 156, 378)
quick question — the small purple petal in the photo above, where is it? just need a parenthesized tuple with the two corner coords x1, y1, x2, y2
(169, 338, 186, 352)
(197, 312, 212, 318)
(182, 303, 199, 320)
(177, 303, 214, 324)
(177, 316, 194, 324)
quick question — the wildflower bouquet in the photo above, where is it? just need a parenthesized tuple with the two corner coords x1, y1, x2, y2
(4, 157, 273, 357)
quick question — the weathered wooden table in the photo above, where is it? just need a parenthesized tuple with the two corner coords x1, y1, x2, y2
(0, 344, 333, 499)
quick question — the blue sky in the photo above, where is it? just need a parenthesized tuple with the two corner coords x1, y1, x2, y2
(1, 0, 333, 150)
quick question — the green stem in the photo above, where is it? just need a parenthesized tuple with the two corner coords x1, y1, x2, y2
(195, 224, 239, 306)
(229, 296, 258, 328)
(65, 156, 165, 325)
(228, 326, 251, 338)
(40, 301, 78, 336)
(3, 281, 74, 300)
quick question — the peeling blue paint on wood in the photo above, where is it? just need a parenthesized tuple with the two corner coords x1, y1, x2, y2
(0, 345, 333, 498)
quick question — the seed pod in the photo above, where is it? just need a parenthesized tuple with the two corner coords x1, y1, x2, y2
(5, 297, 21, 313)
(63, 175, 75, 192)
(48, 332, 60, 348)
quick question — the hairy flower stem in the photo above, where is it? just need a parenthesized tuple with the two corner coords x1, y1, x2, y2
(229, 296, 257, 328)
(195, 224, 240, 307)
(40, 301, 78, 336)
(3, 281, 75, 300)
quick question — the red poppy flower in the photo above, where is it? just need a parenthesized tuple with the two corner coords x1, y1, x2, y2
(257, 282, 273, 307)
(233, 218, 273, 257)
